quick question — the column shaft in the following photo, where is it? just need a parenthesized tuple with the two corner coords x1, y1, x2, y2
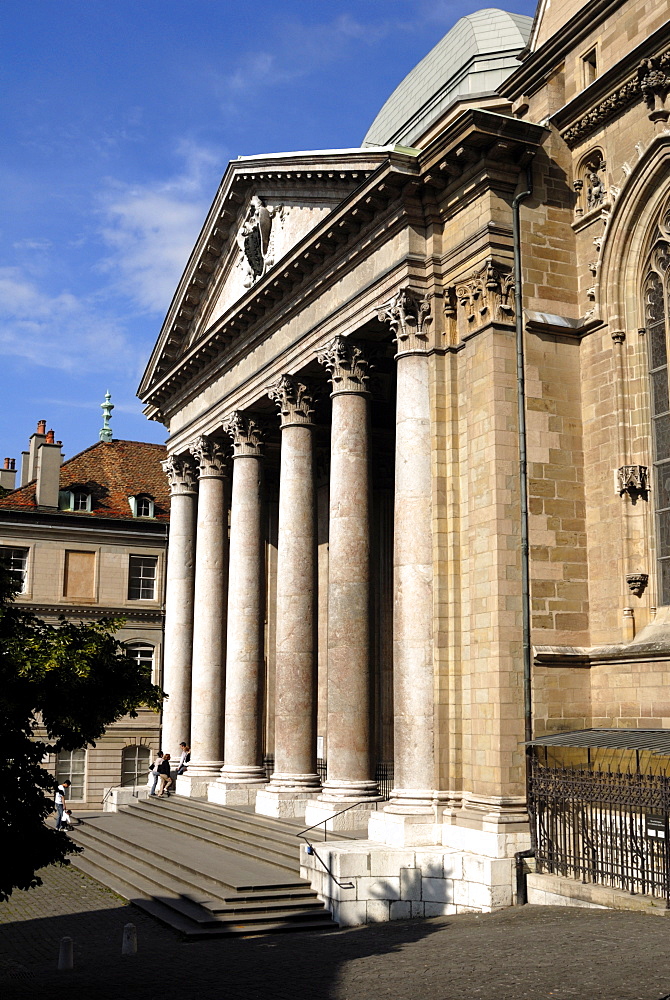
(188, 441, 229, 778)
(161, 456, 197, 759)
(391, 351, 435, 807)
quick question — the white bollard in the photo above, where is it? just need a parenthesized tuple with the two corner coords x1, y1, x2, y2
(122, 922, 137, 956)
(57, 936, 73, 970)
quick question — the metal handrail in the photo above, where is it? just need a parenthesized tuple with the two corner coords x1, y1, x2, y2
(296, 798, 380, 843)
(296, 799, 379, 890)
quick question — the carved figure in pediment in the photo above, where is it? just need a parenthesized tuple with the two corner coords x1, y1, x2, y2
(237, 195, 283, 288)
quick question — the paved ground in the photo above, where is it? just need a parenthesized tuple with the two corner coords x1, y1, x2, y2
(3, 863, 670, 1000)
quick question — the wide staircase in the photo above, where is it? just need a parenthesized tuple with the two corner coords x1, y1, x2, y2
(69, 796, 336, 938)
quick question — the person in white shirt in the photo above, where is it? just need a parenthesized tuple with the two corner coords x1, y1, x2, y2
(61, 809, 73, 831)
(176, 742, 191, 776)
(54, 781, 71, 830)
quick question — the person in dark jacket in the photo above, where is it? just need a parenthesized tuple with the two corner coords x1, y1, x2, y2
(156, 753, 173, 797)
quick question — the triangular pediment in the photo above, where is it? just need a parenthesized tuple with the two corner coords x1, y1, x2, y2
(139, 148, 394, 401)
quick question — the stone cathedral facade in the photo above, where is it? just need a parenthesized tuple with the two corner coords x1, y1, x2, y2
(139, 1, 670, 922)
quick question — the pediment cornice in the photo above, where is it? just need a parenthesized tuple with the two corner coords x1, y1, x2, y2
(138, 149, 400, 401)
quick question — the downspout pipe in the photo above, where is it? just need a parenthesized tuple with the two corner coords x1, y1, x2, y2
(512, 161, 536, 858)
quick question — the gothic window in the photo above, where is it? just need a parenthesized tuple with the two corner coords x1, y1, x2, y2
(645, 220, 670, 604)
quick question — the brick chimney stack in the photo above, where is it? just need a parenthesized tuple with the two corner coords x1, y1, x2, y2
(21, 419, 47, 486)
(0, 457, 16, 491)
(35, 431, 63, 508)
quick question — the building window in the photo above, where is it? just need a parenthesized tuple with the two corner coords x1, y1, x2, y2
(56, 748, 86, 800)
(59, 491, 92, 512)
(126, 642, 157, 684)
(645, 222, 670, 604)
(128, 495, 155, 518)
(0, 546, 28, 593)
(128, 555, 157, 600)
(582, 48, 597, 86)
(121, 745, 151, 787)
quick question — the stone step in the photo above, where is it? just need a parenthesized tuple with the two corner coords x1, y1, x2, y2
(69, 815, 335, 938)
(126, 798, 301, 870)
(71, 823, 319, 914)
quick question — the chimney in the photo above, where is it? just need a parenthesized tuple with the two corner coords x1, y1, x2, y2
(25, 419, 48, 484)
(35, 436, 63, 508)
(0, 457, 16, 491)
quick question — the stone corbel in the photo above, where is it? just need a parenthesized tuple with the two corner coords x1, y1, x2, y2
(639, 54, 670, 124)
(162, 453, 198, 494)
(377, 286, 432, 355)
(449, 259, 515, 338)
(615, 464, 648, 500)
(626, 573, 649, 597)
(222, 411, 265, 457)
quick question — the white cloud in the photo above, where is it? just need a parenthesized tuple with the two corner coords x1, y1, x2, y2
(98, 139, 223, 314)
(0, 267, 137, 373)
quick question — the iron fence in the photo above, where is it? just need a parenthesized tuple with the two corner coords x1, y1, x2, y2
(530, 756, 670, 905)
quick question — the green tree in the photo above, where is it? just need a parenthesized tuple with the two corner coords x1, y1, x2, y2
(0, 565, 163, 900)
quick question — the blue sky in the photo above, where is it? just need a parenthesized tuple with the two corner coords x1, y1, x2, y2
(1, 0, 535, 470)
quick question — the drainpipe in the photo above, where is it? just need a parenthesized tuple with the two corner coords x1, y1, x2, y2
(512, 160, 537, 866)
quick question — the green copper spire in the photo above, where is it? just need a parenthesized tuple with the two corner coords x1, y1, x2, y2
(100, 390, 114, 443)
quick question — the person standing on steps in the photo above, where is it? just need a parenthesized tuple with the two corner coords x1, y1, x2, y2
(156, 753, 173, 796)
(176, 742, 191, 776)
(54, 780, 70, 829)
(149, 750, 164, 796)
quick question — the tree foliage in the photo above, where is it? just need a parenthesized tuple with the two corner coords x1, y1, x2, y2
(0, 565, 163, 900)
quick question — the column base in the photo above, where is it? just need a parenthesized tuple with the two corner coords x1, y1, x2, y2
(303, 798, 382, 832)
(255, 787, 318, 820)
(176, 772, 219, 799)
(368, 809, 441, 848)
(207, 778, 266, 807)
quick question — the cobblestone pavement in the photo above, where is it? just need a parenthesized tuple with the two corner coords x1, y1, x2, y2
(3, 864, 670, 1000)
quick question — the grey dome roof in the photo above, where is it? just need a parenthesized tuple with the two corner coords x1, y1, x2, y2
(363, 8, 532, 148)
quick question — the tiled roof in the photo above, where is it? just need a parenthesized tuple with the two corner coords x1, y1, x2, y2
(0, 440, 170, 522)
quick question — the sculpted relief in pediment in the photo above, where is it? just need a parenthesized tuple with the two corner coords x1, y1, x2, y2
(237, 195, 285, 288)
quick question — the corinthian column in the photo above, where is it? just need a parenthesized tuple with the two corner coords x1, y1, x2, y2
(304, 336, 380, 831)
(161, 453, 197, 760)
(256, 377, 320, 819)
(179, 435, 229, 797)
(209, 412, 267, 806)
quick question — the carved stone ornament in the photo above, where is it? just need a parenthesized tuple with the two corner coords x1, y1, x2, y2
(377, 286, 433, 355)
(267, 375, 315, 427)
(189, 435, 228, 478)
(616, 464, 648, 499)
(639, 53, 670, 123)
(563, 46, 670, 147)
(316, 336, 372, 395)
(223, 411, 264, 457)
(162, 453, 198, 494)
(236, 195, 284, 288)
(451, 260, 515, 333)
(611, 329, 626, 344)
(626, 573, 649, 597)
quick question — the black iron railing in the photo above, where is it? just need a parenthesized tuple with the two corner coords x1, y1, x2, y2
(260, 756, 394, 800)
(530, 757, 670, 905)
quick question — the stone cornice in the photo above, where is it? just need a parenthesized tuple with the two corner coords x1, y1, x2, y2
(15, 603, 164, 623)
(138, 150, 414, 405)
(498, 0, 627, 101)
(550, 21, 670, 149)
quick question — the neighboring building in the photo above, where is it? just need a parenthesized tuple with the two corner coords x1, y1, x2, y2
(0, 411, 168, 808)
(137, 0, 670, 922)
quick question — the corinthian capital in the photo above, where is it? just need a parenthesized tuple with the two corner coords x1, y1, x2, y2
(378, 286, 432, 356)
(223, 411, 264, 457)
(316, 336, 371, 395)
(162, 453, 198, 494)
(267, 375, 315, 428)
(189, 435, 228, 478)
